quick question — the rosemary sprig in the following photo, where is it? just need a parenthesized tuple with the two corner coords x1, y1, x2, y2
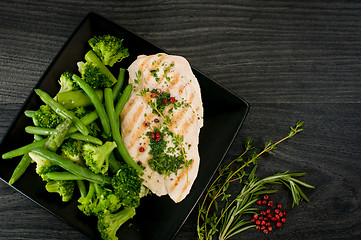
(197, 121, 313, 240)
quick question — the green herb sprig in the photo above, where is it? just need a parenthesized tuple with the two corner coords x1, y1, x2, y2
(197, 121, 314, 240)
(133, 70, 190, 179)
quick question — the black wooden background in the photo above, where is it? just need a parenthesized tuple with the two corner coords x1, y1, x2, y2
(1, 1, 361, 239)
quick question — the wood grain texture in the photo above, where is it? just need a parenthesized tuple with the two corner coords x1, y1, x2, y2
(1, 0, 361, 239)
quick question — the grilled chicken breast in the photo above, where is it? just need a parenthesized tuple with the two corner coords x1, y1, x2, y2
(120, 53, 203, 203)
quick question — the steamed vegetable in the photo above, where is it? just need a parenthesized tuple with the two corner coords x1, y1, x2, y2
(58, 71, 79, 93)
(45, 180, 75, 202)
(1, 34, 147, 240)
(82, 141, 117, 174)
(88, 34, 129, 67)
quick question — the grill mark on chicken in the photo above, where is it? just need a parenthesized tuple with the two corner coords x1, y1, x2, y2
(178, 113, 196, 136)
(165, 73, 180, 92)
(120, 97, 136, 125)
(171, 107, 196, 136)
(128, 107, 156, 150)
(170, 104, 188, 127)
(137, 56, 154, 89)
(168, 92, 195, 128)
(127, 105, 145, 149)
(142, 56, 166, 86)
(169, 159, 195, 192)
(123, 53, 203, 203)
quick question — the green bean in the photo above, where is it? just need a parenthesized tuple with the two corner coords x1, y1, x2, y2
(108, 152, 121, 173)
(68, 111, 98, 134)
(31, 148, 111, 185)
(8, 154, 32, 185)
(25, 126, 53, 135)
(24, 110, 36, 118)
(85, 50, 117, 85)
(29, 97, 99, 136)
(57, 89, 103, 109)
(104, 88, 143, 174)
(25, 126, 102, 145)
(2, 138, 47, 159)
(34, 89, 89, 136)
(68, 133, 102, 145)
(45, 118, 72, 152)
(33, 135, 44, 141)
(44, 171, 86, 181)
(115, 83, 132, 118)
(72, 75, 111, 138)
(112, 68, 126, 102)
(76, 180, 87, 198)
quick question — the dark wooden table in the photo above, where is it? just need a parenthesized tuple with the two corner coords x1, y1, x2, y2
(1, 1, 360, 239)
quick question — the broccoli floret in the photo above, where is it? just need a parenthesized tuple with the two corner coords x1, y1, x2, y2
(87, 121, 101, 138)
(78, 182, 97, 216)
(45, 180, 75, 202)
(71, 106, 88, 118)
(77, 61, 114, 89)
(112, 164, 143, 208)
(97, 207, 136, 240)
(33, 105, 64, 128)
(58, 71, 80, 93)
(94, 184, 122, 214)
(88, 35, 129, 67)
(60, 139, 83, 164)
(78, 183, 121, 216)
(82, 141, 117, 174)
(70, 107, 102, 137)
(28, 152, 61, 180)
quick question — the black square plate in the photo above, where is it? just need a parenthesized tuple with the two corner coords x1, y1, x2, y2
(0, 12, 249, 240)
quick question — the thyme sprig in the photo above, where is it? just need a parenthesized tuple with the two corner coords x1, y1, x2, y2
(197, 121, 314, 240)
(147, 99, 188, 167)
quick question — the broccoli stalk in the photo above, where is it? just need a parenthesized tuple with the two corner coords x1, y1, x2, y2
(78, 182, 97, 216)
(45, 180, 75, 202)
(97, 207, 136, 240)
(88, 35, 129, 67)
(82, 141, 117, 174)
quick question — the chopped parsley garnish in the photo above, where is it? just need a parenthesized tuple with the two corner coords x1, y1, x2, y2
(146, 127, 190, 176)
(149, 89, 171, 115)
(150, 68, 160, 82)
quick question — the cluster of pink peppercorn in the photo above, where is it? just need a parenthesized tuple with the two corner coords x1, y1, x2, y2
(251, 195, 288, 234)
